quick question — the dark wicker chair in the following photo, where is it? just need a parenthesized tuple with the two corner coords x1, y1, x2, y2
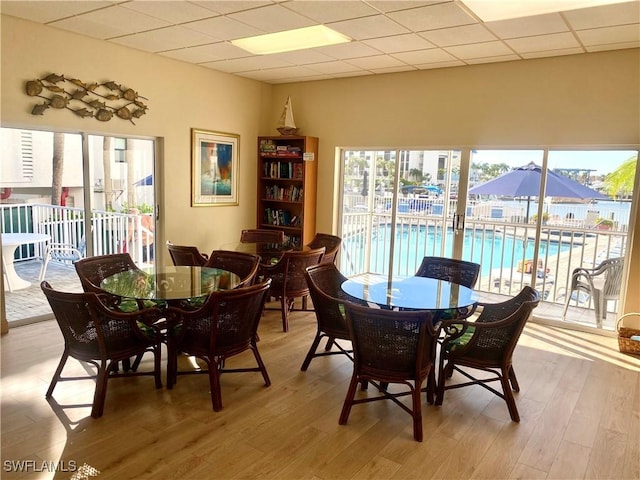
(307, 233, 342, 264)
(340, 302, 439, 442)
(562, 257, 624, 326)
(41, 281, 163, 418)
(301, 263, 366, 371)
(74, 253, 159, 371)
(167, 243, 208, 266)
(436, 286, 540, 422)
(165, 279, 272, 411)
(204, 250, 261, 287)
(415, 256, 480, 288)
(261, 246, 325, 332)
(240, 229, 285, 244)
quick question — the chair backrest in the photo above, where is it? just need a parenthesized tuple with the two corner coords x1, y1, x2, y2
(169, 279, 272, 357)
(458, 286, 540, 363)
(41, 281, 158, 360)
(307, 233, 342, 264)
(344, 302, 438, 379)
(415, 256, 480, 289)
(205, 250, 261, 287)
(599, 257, 625, 297)
(304, 263, 352, 340)
(167, 243, 208, 266)
(265, 247, 325, 296)
(240, 229, 285, 244)
(74, 253, 140, 294)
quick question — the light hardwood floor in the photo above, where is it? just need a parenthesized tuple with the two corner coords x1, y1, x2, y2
(1, 306, 639, 480)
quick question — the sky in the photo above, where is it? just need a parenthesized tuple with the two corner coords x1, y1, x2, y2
(471, 149, 637, 176)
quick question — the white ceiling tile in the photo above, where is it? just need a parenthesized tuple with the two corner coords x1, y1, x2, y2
(345, 54, 408, 69)
(237, 65, 322, 81)
(282, 1, 379, 23)
(362, 33, 436, 53)
(506, 32, 581, 54)
(484, 13, 569, 39)
(160, 43, 244, 63)
(520, 47, 586, 59)
(305, 61, 363, 74)
(329, 14, 410, 40)
(415, 59, 466, 69)
(227, 3, 315, 33)
(267, 49, 338, 65)
(0, 1, 111, 24)
(586, 40, 640, 51)
(387, 2, 478, 32)
(419, 24, 497, 46)
(111, 25, 218, 52)
(50, 5, 170, 39)
(563, 1, 640, 30)
(367, 1, 445, 14)
(200, 54, 293, 73)
(444, 40, 514, 59)
(313, 41, 383, 60)
(120, 1, 218, 24)
(392, 48, 458, 64)
(369, 65, 418, 74)
(465, 54, 521, 65)
(183, 15, 264, 40)
(576, 24, 640, 46)
(191, 1, 274, 15)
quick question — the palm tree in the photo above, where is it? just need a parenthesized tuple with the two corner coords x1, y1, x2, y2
(103, 136, 113, 210)
(604, 156, 637, 200)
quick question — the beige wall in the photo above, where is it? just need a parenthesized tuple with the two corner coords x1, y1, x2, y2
(2, 15, 639, 317)
(1, 15, 273, 260)
(270, 49, 640, 312)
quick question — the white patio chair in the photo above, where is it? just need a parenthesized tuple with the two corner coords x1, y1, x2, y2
(39, 238, 86, 281)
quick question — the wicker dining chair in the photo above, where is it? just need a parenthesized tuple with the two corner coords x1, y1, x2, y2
(261, 246, 325, 332)
(167, 242, 209, 267)
(301, 263, 366, 371)
(41, 281, 163, 418)
(436, 286, 540, 422)
(415, 256, 480, 288)
(307, 233, 342, 265)
(204, 250, 261, 287)
(340, 302, 439, 442)
(240, 229, 285, 244)
(165, 279, 272, 411)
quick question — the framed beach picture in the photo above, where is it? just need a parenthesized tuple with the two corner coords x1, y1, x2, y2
(191, 128, 240, 206)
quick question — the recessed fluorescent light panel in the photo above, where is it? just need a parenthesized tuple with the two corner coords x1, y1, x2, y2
(231, 25, 351, 55)
(461, 0, 629, 22)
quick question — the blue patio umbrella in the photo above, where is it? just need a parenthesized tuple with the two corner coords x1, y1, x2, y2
(468, 162, 606, 220)
(133, 174, 153, 186)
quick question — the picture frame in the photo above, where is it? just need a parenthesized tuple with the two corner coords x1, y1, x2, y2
(191, 128, 240, 206)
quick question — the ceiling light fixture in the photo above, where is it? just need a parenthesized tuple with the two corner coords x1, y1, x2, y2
(461, 0, 628, 22)
(231, 25, 351, 55)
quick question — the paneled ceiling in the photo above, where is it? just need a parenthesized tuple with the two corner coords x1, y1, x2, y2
(2, 0, 639, 84)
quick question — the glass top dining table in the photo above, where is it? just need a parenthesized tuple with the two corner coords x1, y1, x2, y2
(221, 241, 312, 265)
(99, 266, 241, 301)
(341, 274, 479, 314)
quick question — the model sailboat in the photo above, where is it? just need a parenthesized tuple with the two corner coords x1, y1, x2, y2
(277, 96, 299, 135)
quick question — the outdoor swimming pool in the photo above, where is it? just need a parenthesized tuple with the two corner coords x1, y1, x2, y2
(342, 224, 573, 277)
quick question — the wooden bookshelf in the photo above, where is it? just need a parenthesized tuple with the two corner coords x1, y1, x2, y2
(257, 136, 318, 247)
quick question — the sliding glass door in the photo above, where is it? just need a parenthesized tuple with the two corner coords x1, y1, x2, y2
(1, 127, 156, 325)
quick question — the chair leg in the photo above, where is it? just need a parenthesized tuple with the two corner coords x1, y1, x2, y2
(209, 359, 223, 411)
(435, 356, 448, 406)
(281, 297, 289, 332)
(500, 369, 520, 422)
(46, 350, 69, 398)
(508, 365, 519, 392)
(339, 373, 359, 426)
(411, 384, 423, 442)
(91, 361, 111, 418)
(251, 345, 271, 386)
(153, 345, 162, 389)
(300, 331, 322, 371)
(39, 255, 51, 282)
(562, 289, 572, 318)
(324, 337, 335, 351)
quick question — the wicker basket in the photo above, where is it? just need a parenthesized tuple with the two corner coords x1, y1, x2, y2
(616, 313, 640, 356)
